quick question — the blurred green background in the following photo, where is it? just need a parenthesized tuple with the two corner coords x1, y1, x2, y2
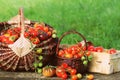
(0, 0, 120, 49)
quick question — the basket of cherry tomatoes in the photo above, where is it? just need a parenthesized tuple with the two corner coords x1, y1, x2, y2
(0, 21, 58, 71)
(56, 30, 93, 74)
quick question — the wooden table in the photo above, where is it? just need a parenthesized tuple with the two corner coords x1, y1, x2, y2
(0, 70, 120, 80)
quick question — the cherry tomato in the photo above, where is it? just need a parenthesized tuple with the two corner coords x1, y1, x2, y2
(35, 24, 44, 31)
(7, 29, 13, 35)
(65, 53, 73, 58)
(61, 73, 68, 79)
(109, 48, 116, 54)
(77, 42, 82, 47)
(31, 30, 38, 37)
(61, 63, 68, 68)
(47, 31, 52, 37)
(70, 69, 77, 75)
(67, 48, 72, 53)
(71, 75, 78, 80)
(43, 27, 49, 32)
(86, 74, 94, 80)
(95, 46, 103, 52)
(71, 50, 77, 55)
(30, 37, 40, 44)
(56, 66, 65, 77)
(88, 46, 95, 51)
(86, 51, 91, 56)
(58, 50, 64, 57)
(24, 32, 30, 38)
(77, 53, 83, 58)
(28, 27, 34, 32)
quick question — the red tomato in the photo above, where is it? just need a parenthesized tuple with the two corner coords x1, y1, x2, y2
(88, 46, 95, 51)
(67, 48, 72, 53)
(109, 48, 116, 54)
(56, 66, 65, 77)
(82, 46, 87, 51)
(24, 32, 30, 38)
(70, 69, 77, 75)
(77, 53, 83, 58)
(14, 27, 21, 33)
(58, 50, 64, 57)
(61, 63, 68, 68)
(30, 37, 40, 44)
(71, 50, 77, 55)
(28, 27, 34, 32)
(65, 53, 73, 58)
(43, 27, 49, 32)
(86, 51, 91, 56)
(31, 30, 38, 37)
(95, 46, 104, 52)
(77, 42, 82, 47)
(7, 29, 13, 35)
(67, 66, 72, 73)
(35, 24, 44, 31)
(47, 31, 52, 37)
(71, 75, 78, 80)
(61, 73, 68, 79)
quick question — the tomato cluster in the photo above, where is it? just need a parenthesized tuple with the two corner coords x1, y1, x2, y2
(0, 22, 57, 44)
(56, 63, 82, 80)
(0, 27, 21, 44)
(87, 45, 116, 54)
(58, 43, 88, 59)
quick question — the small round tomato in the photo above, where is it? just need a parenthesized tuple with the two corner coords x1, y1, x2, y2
(35, 24, 44, 31)
(95, 46, 104, 52)
(88, 46, 95, 51)
(24, 32, 30, 38)
(71, 50, 77, 55)
(44, 27, 49, 32)
(28, 27, 34, 32)
(58, 50, 64, 57)
(56, 66, 65, 77)
(7, 29, 13, 35)
(109, 48, 116, 54)
(71, 75, 78, 80)
(31, 30, 38, 37)
(47, 31, 52, 37)
(77, 53, 83, 58)
(61, 73, 68, 79)
(77, 42, 82, 47)
(61, 63, 68, 68)
(67, 48, 72, 53)
(86, 51, 91, 56)
(86, 74, 94, 80)
(70, 69, 77, 75)
(65, 53, 73, 58)
(30, 37, 40, 44)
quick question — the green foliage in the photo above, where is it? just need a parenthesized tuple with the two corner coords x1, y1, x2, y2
(0, 0, 120, 49)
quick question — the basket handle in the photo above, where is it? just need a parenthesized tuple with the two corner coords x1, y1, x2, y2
(56, 30, 87, 54)
(19, 8, 25, 36)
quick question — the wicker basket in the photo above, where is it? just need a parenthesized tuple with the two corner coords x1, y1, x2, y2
(56, 30, 88, 74)
(0, 9, 58, 71)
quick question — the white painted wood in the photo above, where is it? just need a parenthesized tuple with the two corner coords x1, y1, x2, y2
(88, 50, 120, 74)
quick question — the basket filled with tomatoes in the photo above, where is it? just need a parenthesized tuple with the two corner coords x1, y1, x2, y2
(56, 30, 93, 74)
(0, 8, 58, 71)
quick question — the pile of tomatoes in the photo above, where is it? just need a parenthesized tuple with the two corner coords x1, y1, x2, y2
(0, 22, 57, 44)
(58, 42, 93, 65)
(56, 63, 82, 80)
(87, 45, 116, 54)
